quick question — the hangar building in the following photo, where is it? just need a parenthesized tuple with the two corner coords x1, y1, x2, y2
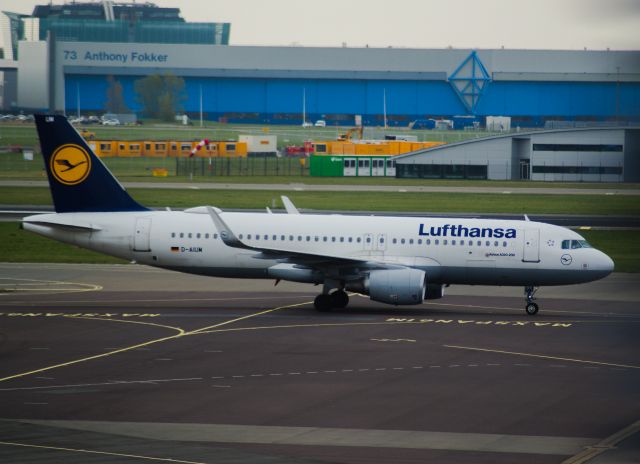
(1, 1, 639, 128)
(393, 127, 640, 182)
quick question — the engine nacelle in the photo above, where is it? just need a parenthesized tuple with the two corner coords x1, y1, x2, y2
(365, 268, 426, 305)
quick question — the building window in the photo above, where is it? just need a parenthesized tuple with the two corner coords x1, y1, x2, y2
(533, 144, 623, 152)
(532, 165, 623, 175)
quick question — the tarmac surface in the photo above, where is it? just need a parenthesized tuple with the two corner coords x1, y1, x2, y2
(0, 263, 639, 464)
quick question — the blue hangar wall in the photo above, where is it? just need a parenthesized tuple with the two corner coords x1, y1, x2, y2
(57, 45, 640, 127)
(64, 74, 640, 127)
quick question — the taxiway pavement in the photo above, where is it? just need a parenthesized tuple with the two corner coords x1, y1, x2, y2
(0, 264, 638, 464)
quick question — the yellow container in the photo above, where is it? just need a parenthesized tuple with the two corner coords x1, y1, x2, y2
(152, 168, 168, 177)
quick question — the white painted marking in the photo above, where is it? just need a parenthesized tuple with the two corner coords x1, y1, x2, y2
(0, 377, 203, 392)
(29, 347, 50, 351)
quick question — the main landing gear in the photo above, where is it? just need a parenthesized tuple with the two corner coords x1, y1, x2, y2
(525, 286, 539, 316)
(314, 290, 349, 312)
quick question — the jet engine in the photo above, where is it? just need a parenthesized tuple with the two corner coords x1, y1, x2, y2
(347, 268, 426, 305)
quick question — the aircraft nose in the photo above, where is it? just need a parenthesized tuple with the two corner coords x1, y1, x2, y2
(594, 250, 615, 276)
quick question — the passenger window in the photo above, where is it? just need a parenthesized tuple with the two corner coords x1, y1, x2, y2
(393, 238, 397, 244)
(298, 236, 302, 241)
(443, 240, 447, 245)
(171, 233, 175, 238)
(348, 237, 353, 243)
(409, 239, 414, 244)
(205, 233, 209, 239)
(264, 235, 268, 240)
(214, 234, 218, 239)
(460, 240, 464, 245)
(239, 234, 243, 239)
(332, 237, 336, 242)
(435, 239, 439, 245)
(401, 239, 406, 244)
(486, 241, 490, 246)
(477, 241, 481, 246)
(357, 237, 361, 243)
(306, 236, 311, 241)
(380, 237, 384, 243)
(426, 239, 431, 245)
(248, 234, 252, 239)
(273, 235, 277, 240)
(418, 239, 422, 245)
(255, 235, 260, 240)
(494, 241, 499, 246)
(196, 233, 201, 239)
(452, 240, 456, 245)
(314, 236, 319, 242)
(503, 241, 507, 247)
(289, 235, 294, 241)
(323, 237, 328, 242)
(340, 237, 344, 242)
(366, 237, 371, 243)
(188, 233, 192, 238)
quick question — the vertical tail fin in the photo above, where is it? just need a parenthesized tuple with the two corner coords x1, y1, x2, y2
(35, 114, 148, 213)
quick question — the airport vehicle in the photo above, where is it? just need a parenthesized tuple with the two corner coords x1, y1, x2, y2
(22, 115, 614, 315)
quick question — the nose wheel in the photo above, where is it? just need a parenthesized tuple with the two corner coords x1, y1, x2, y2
(524, 286, 539, 315)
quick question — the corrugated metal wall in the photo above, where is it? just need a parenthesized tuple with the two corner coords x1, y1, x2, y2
(64, 75, 640, 126)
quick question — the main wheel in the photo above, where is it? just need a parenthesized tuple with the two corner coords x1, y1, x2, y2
(525, 302, 539, 316)
(330, 290, 349, 309)
(314, 294, 333, 312)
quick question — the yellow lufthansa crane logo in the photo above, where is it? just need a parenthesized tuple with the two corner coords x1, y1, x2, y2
(50, 144, 91, 185)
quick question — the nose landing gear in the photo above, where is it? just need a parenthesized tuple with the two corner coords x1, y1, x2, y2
(525, 286, 539, 315)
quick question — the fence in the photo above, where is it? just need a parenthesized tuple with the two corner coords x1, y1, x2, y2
(176, 156, 309, 177)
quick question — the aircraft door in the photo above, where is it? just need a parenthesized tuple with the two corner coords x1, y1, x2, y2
(133, 217, 152, 252)
(376, 234, 387, 252)
(343, 158, 356, 176)
(522, 229, 540, 262)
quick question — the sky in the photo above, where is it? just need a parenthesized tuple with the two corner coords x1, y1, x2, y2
(3, 0, 640, 50)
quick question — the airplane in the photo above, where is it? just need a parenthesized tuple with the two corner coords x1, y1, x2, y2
(22, 114, 615, 315)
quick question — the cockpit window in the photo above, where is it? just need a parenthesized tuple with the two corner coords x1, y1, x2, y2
(562, 239, 592, 249)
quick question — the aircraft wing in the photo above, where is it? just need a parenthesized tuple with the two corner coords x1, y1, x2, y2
(206, 207, 400, 273)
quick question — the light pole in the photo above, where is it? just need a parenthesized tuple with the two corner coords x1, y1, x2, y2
(615, 66, 620, 124)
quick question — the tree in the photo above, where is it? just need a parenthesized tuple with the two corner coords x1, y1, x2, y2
(104, 75, 129, 113)
(134, 73, 186, 121)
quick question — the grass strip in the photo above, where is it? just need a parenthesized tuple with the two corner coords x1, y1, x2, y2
(1, 186, 639, 216)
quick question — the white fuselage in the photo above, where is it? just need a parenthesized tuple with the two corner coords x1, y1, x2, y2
(23, 209, 614, 287)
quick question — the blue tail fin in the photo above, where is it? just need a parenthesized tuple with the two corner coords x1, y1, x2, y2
(35, 114, 148, 213)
